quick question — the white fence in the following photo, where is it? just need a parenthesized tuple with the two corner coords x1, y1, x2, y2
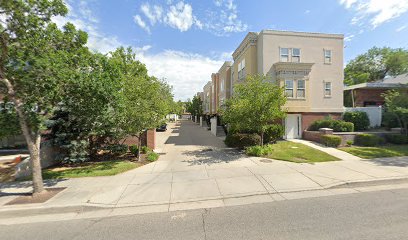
(344, 106, 382, 128)
(210, 117, 217, 136)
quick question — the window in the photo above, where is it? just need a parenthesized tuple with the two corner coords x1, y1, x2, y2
(324, 49, 332, 64)
(280, 48, 289, 62)
(324, 82, 332, 97)
(238, 59, 246, 79)
(292, 48, 300, 63)
(297, 79, 305, 98)
(285, 80, 294, 97)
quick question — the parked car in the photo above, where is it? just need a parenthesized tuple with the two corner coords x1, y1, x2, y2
(156, 124, 167, 132)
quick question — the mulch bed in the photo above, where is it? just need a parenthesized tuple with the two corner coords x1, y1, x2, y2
(5, 188, 66, 205)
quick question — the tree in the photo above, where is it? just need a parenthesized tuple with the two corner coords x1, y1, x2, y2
(0, 0, 88, 194)
(345, 47, 408, 85)
(186, 95, 202, 120)
(383, 90, 408, 135)
(222, 75, 286, 146)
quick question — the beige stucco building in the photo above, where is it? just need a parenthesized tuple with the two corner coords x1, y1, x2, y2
(203, 81, 212, 114)
(231, 30, 344, 139)
(217, 61, 233, 111)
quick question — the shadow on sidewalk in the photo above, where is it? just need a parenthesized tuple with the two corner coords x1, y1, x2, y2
(0, 179, 67, 197)
(365, 157, 408, 167)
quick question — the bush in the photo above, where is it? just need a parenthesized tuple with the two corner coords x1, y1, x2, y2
(343, 111, 370, 131)
(106, 144, 128, 155)
(225, 133, 261, 149)
(382, 112, 400, 129)
(146, 151, 159, 162)
(385, 134, 408, 144)
(245, 145, 274, 157)
(129, 145, 139, 157)
(354, 134, 383, 146)
(59, 140, 90, 164)
(141, 146, 151, 154)
(264, 125, 284, 144)
(320, 135, 342, 147)
(308, 119, 354, 132)
(346, 140, 353, 146)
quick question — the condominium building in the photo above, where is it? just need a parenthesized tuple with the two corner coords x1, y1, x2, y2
(217, 61, 233, 110)
(203, 81, 212, 114)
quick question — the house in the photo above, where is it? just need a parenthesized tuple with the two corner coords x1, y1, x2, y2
(231, 30, 344, 139)
(203, 81, 212, 115)
(344, 73, 408, 107)
(217, 61, 233, 111)
(210, 73, 219, 115)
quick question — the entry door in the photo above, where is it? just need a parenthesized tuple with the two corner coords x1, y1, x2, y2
(285, 114, 302, 139)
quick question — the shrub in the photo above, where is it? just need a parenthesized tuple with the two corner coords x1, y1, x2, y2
(140, 146, 151, 154)
(320, 135, 342, 147)
(245, 145, 274, 157)
(264, 125, 284, 144)
(129, 145, 139, 157)
(308, 119, 354, 132)
(146, 151, 159, 162)
(385, 134, 408, 144)
(382, 112, 400, 129)
(346, 140, 353, 146)
(225, 133, 261, 149)
(106, 144, 128, 155)
(343, 111, 370, 131)
(59, 140, 90, 164)
(354, 134, 383, 146)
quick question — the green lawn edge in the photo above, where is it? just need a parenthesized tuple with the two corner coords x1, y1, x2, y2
(339, 145, 408, 159)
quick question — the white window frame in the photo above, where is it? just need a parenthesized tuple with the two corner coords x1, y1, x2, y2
(296, 79, 305, 98)
(324, 82, 332, 97)
(292, 48, 301, 63)
(280, 48, 289, 62)
(285, 79, 294, 98)
(324, 49, 332, 64)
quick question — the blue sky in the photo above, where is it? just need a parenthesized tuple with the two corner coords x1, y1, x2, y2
(54, 0, 408, 100)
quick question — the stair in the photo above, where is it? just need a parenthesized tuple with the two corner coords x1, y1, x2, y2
(216, 126, 226, 137)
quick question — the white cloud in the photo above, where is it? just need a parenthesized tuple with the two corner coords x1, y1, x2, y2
(164, 1, 194, 32)
(136, 48, 223, 100)
(304, 10, 311, 14)
(52, 0, 123, 53)
(141, 3, 163, 25)
(133, 15, 151, 34)
(339, 0, 408, 28)
(396, 25, 407, 32)
(344, 34, 355, 42)
(133, 0, 247, 35)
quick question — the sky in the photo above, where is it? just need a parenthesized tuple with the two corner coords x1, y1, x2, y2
(53, 0, 408, 101)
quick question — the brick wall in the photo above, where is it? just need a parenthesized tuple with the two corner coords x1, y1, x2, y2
(354, 89, 387, 107)
(301, 112, 342, 132)
(303, 131, 322, 143)
(121, 129, 156, 150)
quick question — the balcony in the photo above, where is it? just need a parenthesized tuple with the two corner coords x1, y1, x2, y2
(273, 62, 314, 78)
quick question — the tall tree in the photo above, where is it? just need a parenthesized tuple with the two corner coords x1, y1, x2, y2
(344, 47, 408, 85)
(222, 75, 286, 146)
(383, 90, 408, 135)
(0, 0, 88, 194)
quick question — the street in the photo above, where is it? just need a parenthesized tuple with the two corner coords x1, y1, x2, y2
(1, 188, 408, 240)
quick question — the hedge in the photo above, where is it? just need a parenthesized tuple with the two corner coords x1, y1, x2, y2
(354, 134, 383, 147)
(225, 133, 261, 149)
(385, 134, 408, 144)
(308, 119, 354, 132)
(343, 111, 370, 131)
(320, 135, 342, 147)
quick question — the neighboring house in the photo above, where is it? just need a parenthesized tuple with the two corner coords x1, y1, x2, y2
(203, 81, 212, 115)
(217, 61, 233, 111)
(344, 73, 408, 107)
(211, 73, 219, 115)
(231, 30, 344, 139)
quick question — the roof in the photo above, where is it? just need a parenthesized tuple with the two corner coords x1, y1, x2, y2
(344, 73, 408, 91)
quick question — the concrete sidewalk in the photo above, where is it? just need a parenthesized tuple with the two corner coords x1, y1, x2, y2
(1, 120, 408, 223)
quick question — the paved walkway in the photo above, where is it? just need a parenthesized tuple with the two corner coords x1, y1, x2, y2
(1, 120, 408, 221)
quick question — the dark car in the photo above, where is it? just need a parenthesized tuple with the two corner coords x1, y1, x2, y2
(156, 124, 167, 132)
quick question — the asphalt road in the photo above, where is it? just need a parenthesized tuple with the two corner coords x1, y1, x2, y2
(1, 188, 408, 240)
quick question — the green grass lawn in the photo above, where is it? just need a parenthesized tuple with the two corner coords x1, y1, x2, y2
(260, 141, 340, 163)
(339, 145, 408, 159)
(42, 160, 141, 179)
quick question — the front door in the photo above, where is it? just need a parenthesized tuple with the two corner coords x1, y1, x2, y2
(285, 114, 302, 139)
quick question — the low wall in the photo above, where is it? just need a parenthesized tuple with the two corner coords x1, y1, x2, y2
(303, 130, 396, 146)
(210, 117, 217, 136)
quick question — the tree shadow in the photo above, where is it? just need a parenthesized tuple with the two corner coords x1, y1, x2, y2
(181, 148, 245, 166)
(0, 178, 67, 197)
(364, 157, 408, 167)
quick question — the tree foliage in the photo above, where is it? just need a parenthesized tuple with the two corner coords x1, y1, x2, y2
(383, 90, 408, 135)
(344, 47, 408, 85)
(222, 75, 286, 145)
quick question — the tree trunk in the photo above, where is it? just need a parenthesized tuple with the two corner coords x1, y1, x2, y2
(1, 78, 45, 194)
(137, 133, 142, 162)
(260, 131, 264, 147)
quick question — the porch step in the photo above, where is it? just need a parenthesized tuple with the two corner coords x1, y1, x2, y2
(216, 126, 226, 137)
